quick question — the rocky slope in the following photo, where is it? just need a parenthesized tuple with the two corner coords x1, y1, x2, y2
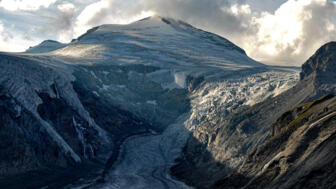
(0, 16, 298, 188)
(214, 94, 336, 189)
(171, 42, 336, 188)
(300, 42, 336, 96)
(0, 53, 150, 187)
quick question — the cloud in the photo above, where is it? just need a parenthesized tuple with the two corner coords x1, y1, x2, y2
(0, 21, 35, 52)
(73, 0, 153, 37)
(0, 22, 12, 41)
(247, 0, 336, 65)
(73, 0, 111, 36)
(138, 0, 248, 35)
(38, 3, 76, 43)
(55, 3, 76, 42)
(242, 0, 288, 12)
(0, 0, 58, 11)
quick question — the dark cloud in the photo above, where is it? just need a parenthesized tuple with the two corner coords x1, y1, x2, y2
(40, 3, 76, 42)
(56, 4, 75, 31)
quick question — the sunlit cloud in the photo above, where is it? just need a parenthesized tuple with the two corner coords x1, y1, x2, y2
(73, 0, 153, 37)
(0, 21, 36, 52)
(246, 0, 336, 65)
(0, 0, 58, 11)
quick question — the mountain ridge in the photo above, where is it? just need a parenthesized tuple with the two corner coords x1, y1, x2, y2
(300, 41, 336, 80)
(25, 40, 66, 54)
(72, 16, 247, 56)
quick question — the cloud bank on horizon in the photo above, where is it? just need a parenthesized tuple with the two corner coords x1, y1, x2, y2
(0, 0, 335, 65)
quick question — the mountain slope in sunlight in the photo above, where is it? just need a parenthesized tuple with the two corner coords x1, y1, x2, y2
(25, 40, 66, 54)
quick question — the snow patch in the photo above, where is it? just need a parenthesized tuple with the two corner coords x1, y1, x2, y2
(174, 71, 186, 88)
(102, 84, 111, 90)
(102, 71, 109, 75)
(146, 100, 157, 105)
(92, 91, 100, 97)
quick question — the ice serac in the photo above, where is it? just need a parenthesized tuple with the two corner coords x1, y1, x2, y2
(0, 16, 298, 188)
(171, 41, 336, 189)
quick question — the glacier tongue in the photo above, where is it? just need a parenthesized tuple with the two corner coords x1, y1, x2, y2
(95, 114, 192, 189)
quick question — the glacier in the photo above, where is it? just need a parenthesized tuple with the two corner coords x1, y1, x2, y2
(0, 16, 299, 188)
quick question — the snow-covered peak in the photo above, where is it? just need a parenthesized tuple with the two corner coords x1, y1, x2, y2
(74, 16, 246, 54)
(26, 40, 66, 54)
(76, 16, 185, 39)
(53, 16, 262, 70)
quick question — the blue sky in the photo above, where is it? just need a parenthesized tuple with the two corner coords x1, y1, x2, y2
(0, 0, 335, 65)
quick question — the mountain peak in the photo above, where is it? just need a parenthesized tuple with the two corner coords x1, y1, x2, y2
(41, 40, 62, 44)
(66, 16, 253, 66)
(26, 40, 66, 54)
(134, 15, 193, 27)
(300, 41, 336, 80)
(135, 15, 162, 21)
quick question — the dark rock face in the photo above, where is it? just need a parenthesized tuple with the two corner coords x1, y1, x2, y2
(72, 71, 151, 137)
(301, 42, 336, 80)
(0, 86, 69, 177)
(37, 91, 99, 160)
(172, 41, 336, 189)
(0, 57, 152, 187)
(300, 41, 336, 96)
(214, 95, 336, 189)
